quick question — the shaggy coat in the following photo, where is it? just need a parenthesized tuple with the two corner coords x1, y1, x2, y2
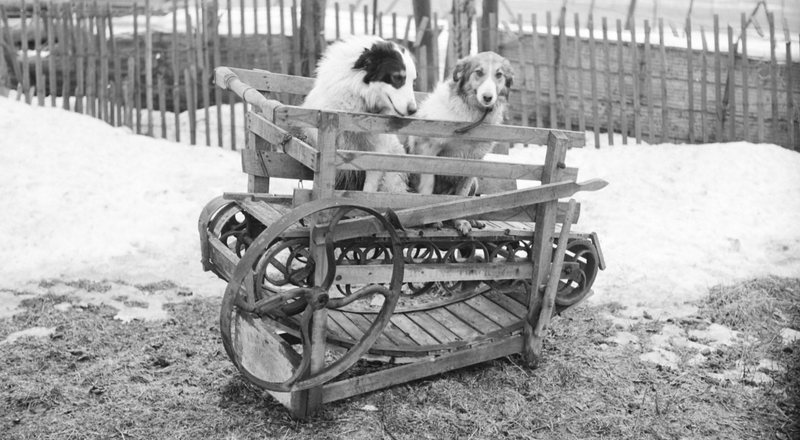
(300, 35, 418, 193)
(406, 51, 514, 234)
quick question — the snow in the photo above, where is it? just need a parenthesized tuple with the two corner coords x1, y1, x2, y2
(1, 95, 800, 324)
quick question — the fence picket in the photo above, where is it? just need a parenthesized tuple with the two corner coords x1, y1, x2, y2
(659, 18, 668, 143)
(575, 14, 585, 133)
(532, 14, 542, 128)
(559, 13, 570, 130)
(645, 19, 654, 143)
(588, 15, 599, 147)
(741, 14, 749, 142)
(546, 12, 556, 128)
(47, 2, 57, 107)
(616, 19, 627, 144)
(602, 18, 612, 144)
(21, 0, 30, 104)
(686, 18, 694, 143)
(700, 27, 708, 143)
(630, 18, 640, 143)
(714, 15, 721, 140)
(768, 12, 778, 145)
(727, 26, 735, 141)
(34, 0, 44, 106)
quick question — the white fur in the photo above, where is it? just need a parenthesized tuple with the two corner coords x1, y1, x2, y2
(300, 36, 417, 193)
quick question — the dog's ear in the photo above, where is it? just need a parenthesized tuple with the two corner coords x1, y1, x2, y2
(502, 59, 515, 90)
(452, 57, 473, 84)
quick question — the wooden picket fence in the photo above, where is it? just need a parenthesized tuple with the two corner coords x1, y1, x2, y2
(488, 11, 800, 150)
(1, 1, 798, 150)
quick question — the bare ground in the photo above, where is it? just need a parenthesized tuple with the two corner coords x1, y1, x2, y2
(1, 277, 798, 440)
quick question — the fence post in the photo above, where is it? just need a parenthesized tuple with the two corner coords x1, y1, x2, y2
(686, 18, 694, 143)
(588, 14, 599, 148)
(616, 19, 627, 144)
(741, 14, 749, 142)
(768, 12, 778, 145)
(602, 17, 612, 144)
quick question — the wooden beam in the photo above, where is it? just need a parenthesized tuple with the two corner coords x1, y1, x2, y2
(247, 111, 319, 172)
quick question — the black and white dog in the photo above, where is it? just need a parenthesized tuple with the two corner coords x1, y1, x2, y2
(301, 35, 418, 193)
(406, 51, 515, 234)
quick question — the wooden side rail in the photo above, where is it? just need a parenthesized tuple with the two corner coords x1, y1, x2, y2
(274, 105, 586, 148)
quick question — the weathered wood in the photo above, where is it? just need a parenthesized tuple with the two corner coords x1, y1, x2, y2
(660, 19, 668, 143)
(98, 8, 108, 121)
(532, 14, 542, 128)
(273, 106, 585, 147)
(714, 15, 722, 140)
(200, 2, 211, 145)
(0, 5, 7, 95)
(21, 0, 30, 104)
(788, 35, 795, 150)
(464, 295, 519, 327)
(158, 74, 166, 138)
(133, 2, 141, 132)
(645, 19, 654, 143)
(530, 199, 576, 359)
(184, 67, 196, 144)
(602, 18, 613, 145)
(322, 336, 522, 404)
(517, 18, 528, 130)
(588, 15, 599, 147)
(546, 12, 556, 128)
(630, 19, 641, 143)
(727, 26, 736, 141)
(447, 301, 502, 332)
(687, 18, 694, 143)
(247, 112, 319, 172)
(172, 0, 180, 141)
(124, 56, 134, 127)
(34, 0, 43, 106)
(523, 131, 567, 367)
(575, 14, 585, 133)
(616, 19, 628, 144)
(85, 4, 96, 117)
(336, 262, 532, 285)
(61, 3, 72, 110)
(213, 0, 223, 147)
(405, 311, 462, 344)
(701, 27, 708, 143)
(741, 14, 749, 142)
(559, 13, 570, 130)
(47, 1, 57, 107)
(242, 150, 315, 180)
(769, 12, 778, 145)
(757, 72, 764, 142)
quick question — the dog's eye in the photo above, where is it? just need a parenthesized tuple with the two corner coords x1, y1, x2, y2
(475, 69, 484, 77)
(495, 71, 503, 79)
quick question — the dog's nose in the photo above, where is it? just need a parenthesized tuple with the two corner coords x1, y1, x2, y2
(482, 94, 493, 103)
(407, 104, 417, 116)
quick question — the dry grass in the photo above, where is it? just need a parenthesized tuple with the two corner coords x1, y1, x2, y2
(1, 277, 798, 439)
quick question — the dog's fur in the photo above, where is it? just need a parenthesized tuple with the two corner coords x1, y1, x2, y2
(300, 35, 418, 193)
(406, 51, 514, 234)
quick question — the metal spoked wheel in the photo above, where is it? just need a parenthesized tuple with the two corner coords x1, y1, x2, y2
(555, 239, 600, 306)
(219, 199, 404, 392)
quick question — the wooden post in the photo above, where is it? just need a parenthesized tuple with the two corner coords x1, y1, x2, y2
(630, 18, 640, 143)
(686, 17, 694, 143)
(757, 71, 764, 143)
(532, 14, 542, 128)
(75, 2, 85, 114)
(185, 67, 196, 145)
(523, 131, 568, 367)
(559, 13, 570, 130)
(34, 0, 44, 106)
(417, 45, 428, 91)
(125, 55, 134, 128)
(134, 2, 141, 132)
(61, 3, 72, 110)
(788, 33, 795, 150)
(0, 5, 7, 96)
(659, 18, 667, 143)
(768, 12, 778, 145)
(741, 14, 749, 142)
(589, 15, 599, 147)
(47, 2, 57, 107)
(413, 0, 436, 89)
(21, 0, 30, 104)
(300, 0, 325, 77)
(349, 3, 354, 35)
(517, 18, 528, 130)
(200, 2, 211, 145)
(266, 0, 273, 71)
(98, 8, 108, 122)
(603, 18, 612, 144)
(145, 0, 153, 136)
(173, 0, 181, 142)
(575, 14, 585, 133)
(714, 15, 721, 140)
(291, 3, 301, 80)
(727, 26, 735, 141)
(85, 4, 96, 118)
(701, 27, 708, 143)
(213, 0, 222, 147)
(363, 4, 368, 34)
(109, 4, 121, 125)
(546, 12, 556, 128)
(616, 19, 627, 144)
(479, 0, 497, 52)
(645, 19, 654, 143)
(158, 74, 167, 138)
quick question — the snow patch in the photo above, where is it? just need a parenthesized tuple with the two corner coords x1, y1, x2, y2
(1, 327, 56, 345)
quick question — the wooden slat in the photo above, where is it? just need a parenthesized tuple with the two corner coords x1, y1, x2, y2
(405, 311, 463, 344)
(559, 13, 570, 130)
(741, 14, 750, 142)
(603, 18, 613, 145)
(483, 290, 527, 319)
(322, 315, 352, 343)
(464, 295, 520, 327)
(589, 15, 599, 147)
(47, 1, 57, 108)
(20, 0, 30, 104)
(616, 19, 627, 144)
(390, 314, 441, 346)
(327, 178, 607, 242)
(687, 18, 694, 143)
(546, 12, 556, 128)
(273, 106, 585, 147)
(701, 27, 709, 143)
(757, 70, 765, 142)
(660, 18, 668, 143)
(326, 310, 365, 340)
(235, 199, 291, 226)
(425, 307, 480, 340)
(575, 14, 586, 133)
(714, 15, 722, 140)
(242, 150, 315, 180)
(645, 20, 654, 143)
(446, 302, 502, 333)
(769, 12, 778, 144)
(630, 19, 641, 143)
(335, 262, 534, 285)
(322, 336, 522, 404)
(367, 316, 418, 347)
(727, 26, 736, 141)
(342, 312, 394, 347)
(532, 14, 543, 128)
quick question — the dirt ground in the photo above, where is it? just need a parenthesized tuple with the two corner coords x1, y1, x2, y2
(1, 277, 798, 439)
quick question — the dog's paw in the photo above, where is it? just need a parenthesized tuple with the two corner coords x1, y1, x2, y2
(453, 219, 473, 236)
(470, 219, 485, 230)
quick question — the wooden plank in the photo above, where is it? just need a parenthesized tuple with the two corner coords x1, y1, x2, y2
(134, 2, 141, 132)
(21, 0, 30, 104)
(532, 14, 543, 128)
(158, 74, 166, 138)
(517, 17, 528, 131)
(603, 18, 613, 145)
(125, 56, 134, 127)
(575, 14, 585, 133)
(405, 311, 463, 344)
(184, 68, 196, 144)
(714, 15, 722, 140)
(61, 3, 72, 110)
(108, 4, 121, 124)
(213, 0, 223, 147)
(645, 19, 654, 143)
(701, 27, 708, 143)
(85, 4, 96, 117)
(631, 18, 641, 143)
(242, 150, 315, 180)
(559, 13, 570, 130)
(546, 12, 556, 128)
(273, 106, 585, 147)
(588, 15, 599, 147)
(200, 1, 211, 145)
(329, 177, 607, 242)
(341, 312, 394, 347)
(98, 8, 108, 121)
(757, 70, 764, 142)
(0, 6, 8, 95)
(788, 33, 795, 150)
(389, 314, 440, 347)
(741, 14, 749, 142)
(616, 19, 628, 144)
(464, 295, 520, 328)
(446, 301, 502, 333)
(727, 26, 735, 141)
(172, 0, 180, 141)
(265, 0, 272, 71)
(687, 18, 694, 143)
(483, 290, 527, 319)
(47, 1, 57, 107)
(247, 112, 318, 172)
(326, 310, 365, 340)
(660, 18, 668, 143)
(417, 307, 479, 340)
(321, 336, 522, 404)
(75, 2, 85, 114)
(769, 12, 778, 145)
(34, 0, 44, 106)
(336, 262, 534, 285)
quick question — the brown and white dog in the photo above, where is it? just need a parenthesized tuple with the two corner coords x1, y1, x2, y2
(406, 51, 514, 234)
(301, 35, 418, 193)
